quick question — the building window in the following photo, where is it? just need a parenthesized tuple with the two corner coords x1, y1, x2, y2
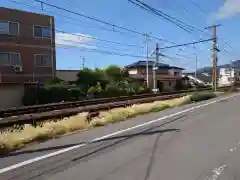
(33, 25, 51, 38)
(174, 72, 178, 76)
(35, 54, 52, 67)
(0, 21, 19, 35)
(169, 81, 171, 86)
(0, 52, 21, 66)
(228, 77, 234, 82)
(140, 68, 146, 74)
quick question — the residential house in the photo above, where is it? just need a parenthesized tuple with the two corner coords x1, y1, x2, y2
(125, 60, 185, 92)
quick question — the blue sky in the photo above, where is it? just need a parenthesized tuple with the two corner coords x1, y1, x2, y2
(2, 0, 240, 71)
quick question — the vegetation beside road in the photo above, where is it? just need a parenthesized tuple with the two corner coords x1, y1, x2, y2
(23, 66, 151, 105)
(0, 91, 219, 154)
(22, 65, 194, 106)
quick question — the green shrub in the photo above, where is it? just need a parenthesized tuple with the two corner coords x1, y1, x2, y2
(87, 85, 103, 99)
(190, 91, 216, 102)
(22, 87, 39, 105)
(23, 84, 72, 105)
(44, 84, 71, 103)
(69, 87, 84, 100)
(104, 84, 124, 97)
(88, 86, 98, 94)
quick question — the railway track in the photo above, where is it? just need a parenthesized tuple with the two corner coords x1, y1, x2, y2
(0, 93, 187, 128)
(0, 87, 231, 128)
(0, 88, 214, 118)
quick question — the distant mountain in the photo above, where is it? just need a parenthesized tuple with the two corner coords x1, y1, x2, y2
(196, 60, 240, 74)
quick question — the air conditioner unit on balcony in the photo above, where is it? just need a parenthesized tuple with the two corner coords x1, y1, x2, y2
(13, 65, 23, 73)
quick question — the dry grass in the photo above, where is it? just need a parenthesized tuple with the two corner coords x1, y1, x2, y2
(0, 95, 192, 153)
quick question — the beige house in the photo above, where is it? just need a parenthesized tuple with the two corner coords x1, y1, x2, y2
(125, 60, 185, 92)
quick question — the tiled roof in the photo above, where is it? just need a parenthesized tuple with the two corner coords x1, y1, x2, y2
(169, 66, 185, 70)
(126, 60, 184, 70)
(126, 60, 169, 68)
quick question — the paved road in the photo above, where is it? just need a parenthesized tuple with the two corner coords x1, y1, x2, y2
(1, 94, 240, 180)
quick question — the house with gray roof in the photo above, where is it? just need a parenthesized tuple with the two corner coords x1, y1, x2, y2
(124, 60, 187, 92)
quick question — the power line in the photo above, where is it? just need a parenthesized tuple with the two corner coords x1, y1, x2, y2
(0, 3, 145, 50)
(128, 0, 194, 34)
(128, 0, 214, 54)
(7, 0, 220, 55)
(0, 41, 149, 59)
(188, 0, 208, 15)
(183, 0, 240, 58)
(10, 0, 213, 53)
(132, 0, 199, 32)
(32, 0, 176, 44)
(57, 44, 151, 59)
(66, 0, 84, 10)
(129, 0, 208, 36)
(8, 0, 141, 39)
(5, 0, 240, 68)
(163, 54, 190, 63)
(0, 16, 213, 54)
(59, 39, 136, 52)
(159, 38, 213, 50)
(55, 29, 144, 48)
(221, 41, 240, 57)
(0, 36, 212, 60)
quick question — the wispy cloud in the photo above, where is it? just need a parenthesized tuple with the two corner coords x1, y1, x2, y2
(55, 32, 94, 48)
(215, 0, 240, 19)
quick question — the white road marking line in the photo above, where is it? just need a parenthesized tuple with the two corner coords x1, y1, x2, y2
(0, 93, 239, 174)
(204, 164, 228, 180)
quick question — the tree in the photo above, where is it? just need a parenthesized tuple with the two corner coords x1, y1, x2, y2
(105, 83, 122, 97)
(76, 68, 99, 93)
(94, 68, 109, 89)
(104, 65, 125, 82)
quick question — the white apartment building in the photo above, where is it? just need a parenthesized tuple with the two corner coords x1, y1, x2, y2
(218, 68, 240, 86)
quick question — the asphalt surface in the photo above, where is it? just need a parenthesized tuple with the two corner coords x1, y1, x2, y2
(1, 94, 240, 180)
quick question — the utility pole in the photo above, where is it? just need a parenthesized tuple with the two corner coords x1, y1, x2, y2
(195, 55, 198, 79)
(151, 43, 165, 93)
(144, 32, 151, 87)
(49, 16, 55, 79)
(82, 57, 85, 69)
(153, 43, 159, 92)
(193, 44, 198, 79)
(230, 60, 235, 87)
(205, 24, 221, 91)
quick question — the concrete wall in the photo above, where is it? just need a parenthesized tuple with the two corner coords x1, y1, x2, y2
(56, 70, 79, 82)
(0, 84, 24, 108)
(147, 77, 177, 92)
(168, 68, 182, 77)
(163, 80, 176, 91)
